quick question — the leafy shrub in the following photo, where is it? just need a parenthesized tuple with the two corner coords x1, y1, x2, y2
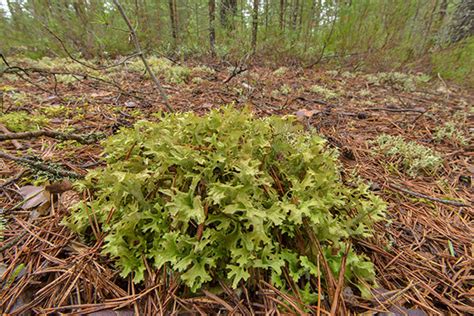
(310, 85, 339, 99)
(67, 107, 385, 299)
(0, 111, 49, 132)
(372, 134, 443, 177)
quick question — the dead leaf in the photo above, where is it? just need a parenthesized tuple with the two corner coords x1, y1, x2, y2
(18, 186, 50, 211)
(295, 109, 317, 119)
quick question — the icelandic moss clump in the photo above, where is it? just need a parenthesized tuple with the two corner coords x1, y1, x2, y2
(67, 107, 385, 301)
(373, 134, 443, 177)
(128, 57, 191, 84)
(365, 72, 430, 92)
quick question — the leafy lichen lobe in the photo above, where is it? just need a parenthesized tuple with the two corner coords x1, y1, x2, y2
(67, 107, 385, 299)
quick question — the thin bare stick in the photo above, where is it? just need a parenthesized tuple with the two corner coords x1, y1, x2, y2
(112, 0, 174, 112)
(387, 184, 469, 207)
(330, 243, 350, 315)
(0, 150, 83, 179)
(365, 107, 426, 114)
(0, 130, 104, 144)
(0, 124, 23, 149)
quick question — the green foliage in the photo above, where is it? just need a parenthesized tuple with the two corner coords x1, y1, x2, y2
(372, 134, 443, 177)
(0, 111, 49, 132)
(310, 85, 339, 99)
(0, 1, 471, 87)
(433, 122, 467, 146)
(41, 105, 69, 117)
(67, 107, 385, 298)
(432, 38, 474, 87)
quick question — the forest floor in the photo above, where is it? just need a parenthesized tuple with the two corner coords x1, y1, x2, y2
(0, 57, 473, 315)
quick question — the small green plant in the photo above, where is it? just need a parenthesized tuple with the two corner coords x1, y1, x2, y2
(1, 85, 16, 92)
(0, 111, 49, 132)
(372, 134, 443, 177)
(273, 67, 288, 76)
(41, 105, 69, 117)
(279, 84, 292, 95)
(310, 85, 339, 99)
(433, 122, 467, 146)
(67, 107, 385, 300)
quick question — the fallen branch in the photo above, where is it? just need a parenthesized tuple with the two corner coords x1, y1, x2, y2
(223, 53, 250, 84)
(387, 184, 469, 207)
(0, 130, 104, 144)
(0, 124, 23, 149)
(0, 170, 26, 188)
(0, 150, 83, 179)
(365, 107, 426, 114)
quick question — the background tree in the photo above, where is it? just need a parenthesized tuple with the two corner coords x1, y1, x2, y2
(0, 0, 471, 85)
(449, 0, 474, 42)
(209, 0, 216, 55)
(251, 0, 259, 54)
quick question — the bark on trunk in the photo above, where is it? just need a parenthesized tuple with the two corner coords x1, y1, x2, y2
(251, 0, 259, 54)
(209, 0, 216, 55)
(449, 0, 474, 43)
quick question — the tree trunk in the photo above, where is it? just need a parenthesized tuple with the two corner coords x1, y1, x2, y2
(251, 0, 259, 54)
(449, 0, 474, 43)
(292, 0, 299, 30)
(264, 0, 269, 32)
(209, 0, 216, 55)
(168, 0, 178, 47)
(279, 0, 285, 30)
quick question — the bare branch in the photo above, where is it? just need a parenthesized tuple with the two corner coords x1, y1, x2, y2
(0, 151, 83, 179)
(112, 0, 174, 112)
(0, 130, 104, 144)
(388, 184, 470, 207)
